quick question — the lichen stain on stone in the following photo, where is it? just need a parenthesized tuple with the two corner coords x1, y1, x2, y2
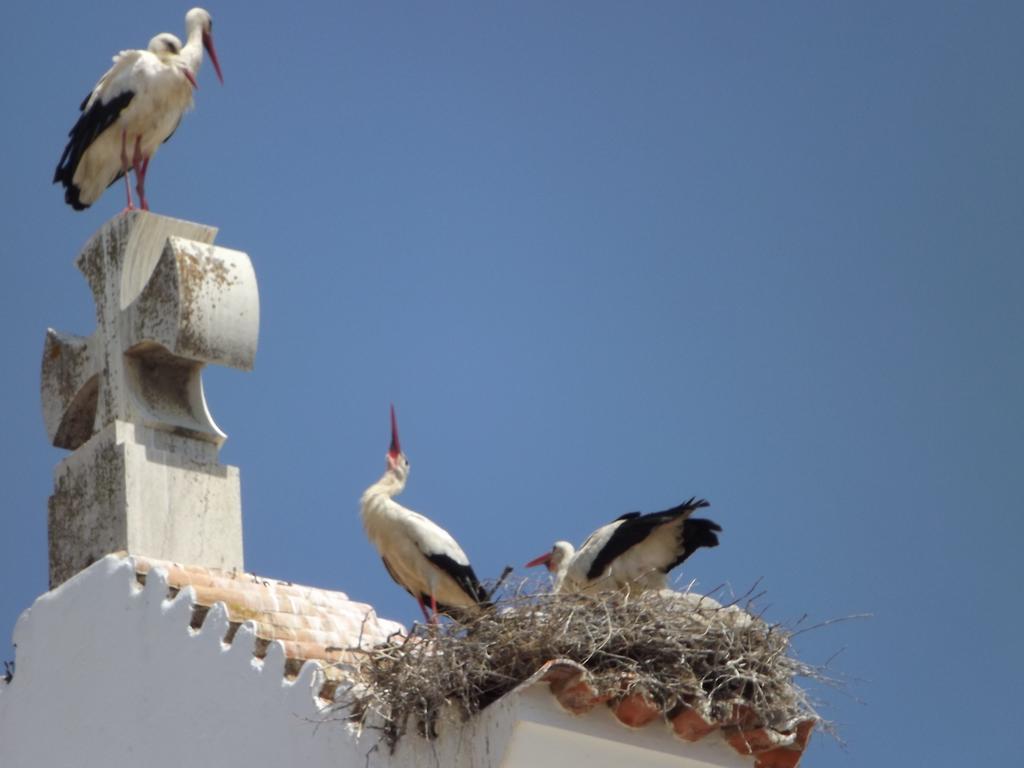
(52, 374, 99, 450)
(77, 248, 105, 302)
(48, 442, 126, 586)
(206, 258, 235, 289)
(99, 351, 117, 427)
(173, 250, 236, 364)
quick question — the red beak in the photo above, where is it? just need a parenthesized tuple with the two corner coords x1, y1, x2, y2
(389, 404, 401, 458)
(203, 30, 224, 84)
(525, 552, 553, 568)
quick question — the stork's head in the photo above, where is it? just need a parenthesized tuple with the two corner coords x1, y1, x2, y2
(525, 541, 574, 575)
(149, 33, 183, 58)
(386, 404, 410, 484)
(148, 33, 198, 88)
(185, 7, 224, 84)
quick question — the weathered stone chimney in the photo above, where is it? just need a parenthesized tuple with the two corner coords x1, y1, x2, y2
(41, 212, 259, 587)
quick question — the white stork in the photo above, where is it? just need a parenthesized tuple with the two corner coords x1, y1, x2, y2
(526, 498, 721, 594)
(360, 406, 488, 624)
(54, 8, 223, 211)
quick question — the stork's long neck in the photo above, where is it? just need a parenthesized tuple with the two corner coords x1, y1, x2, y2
(551, 544, 575, 592)
(181, 20, 205, 75)
(360, 468, 409, 548)
(364, 473, 403, 501)
(361, 468, 406, 511)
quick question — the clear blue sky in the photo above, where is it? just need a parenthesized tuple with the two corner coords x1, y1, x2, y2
(2, 2, 1021, 764)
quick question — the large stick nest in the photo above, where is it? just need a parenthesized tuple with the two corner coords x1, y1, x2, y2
(337, 587, 825, 749)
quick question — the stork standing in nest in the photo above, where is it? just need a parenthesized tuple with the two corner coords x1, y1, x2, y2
(54, 8, 224, 211)
(361, 406, 488, 624)
(527, 498, 721, 594)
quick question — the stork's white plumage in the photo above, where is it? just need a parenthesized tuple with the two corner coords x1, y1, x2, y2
(54, 8, 223, 211)
(526, 498, 721, 594)
(360, 406, 487, 624)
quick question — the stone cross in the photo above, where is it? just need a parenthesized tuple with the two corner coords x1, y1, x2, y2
(41, 212, 259, 587)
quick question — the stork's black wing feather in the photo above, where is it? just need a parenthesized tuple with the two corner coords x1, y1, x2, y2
(586, 497, 711, 581)
(381, 555, 471, 616)
(54, 90, 134, 210)
(666, 518, 722, 572)
(425, 553, 488, 608)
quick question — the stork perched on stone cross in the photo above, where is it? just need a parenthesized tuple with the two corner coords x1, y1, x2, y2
(41, 211, 259, 587)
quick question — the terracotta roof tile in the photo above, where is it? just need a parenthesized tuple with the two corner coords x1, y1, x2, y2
(519, 659, 815, 767)
(127, 554, 404, 699)
(670, 705, 718, 741)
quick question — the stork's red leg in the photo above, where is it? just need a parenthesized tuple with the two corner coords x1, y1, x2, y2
(138, 156, 151, 211)
(429, 594, 439, 626)
(416, 595, 431, 624)
(120, 130, 134, 211)
(131, 137, 149, 211)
